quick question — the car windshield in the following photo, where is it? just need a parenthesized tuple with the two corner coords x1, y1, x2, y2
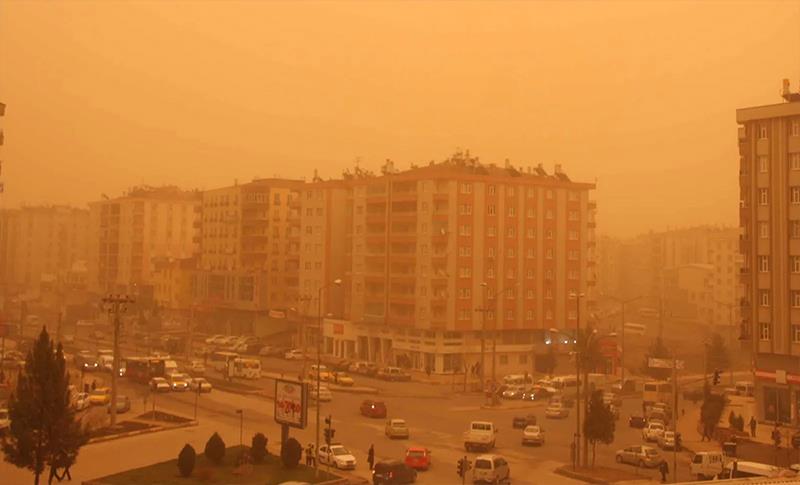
(393, 421, 406, 427)
(407, 450, 425, 457)
(172, 374, 188, 380)
(646, 449, 659, 456)
(90, 389, 106, 396)
(472, 423, 491, 431)
(474, 459, 492, 469)
(331, 447, 349, 456)
(525, 426, 540, 433)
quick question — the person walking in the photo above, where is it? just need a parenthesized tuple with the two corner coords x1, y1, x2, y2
(659, 460, 669, 482)
(367, 444, 375, 470)
(750, 416, 757, 437)
(306, 443, 315, 466)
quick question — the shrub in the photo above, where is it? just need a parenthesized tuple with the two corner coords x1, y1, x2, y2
(178, 444, 196, 477)
(251, 433, 268, 463)
(204, 432, 226, 465)
(281, 438, 302, 469)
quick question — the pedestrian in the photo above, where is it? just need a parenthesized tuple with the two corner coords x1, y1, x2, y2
(659, 460, 669, 482)
(750, 416, 757, 437)
(91, 380, 96, 391)
(306, 443, 315, 466)
(367, 444, 375, 470)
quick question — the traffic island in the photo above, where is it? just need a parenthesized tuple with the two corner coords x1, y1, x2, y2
(554, 465, 650, 484)
(87, 411, 198, 444)
(84, 445, 345, 485)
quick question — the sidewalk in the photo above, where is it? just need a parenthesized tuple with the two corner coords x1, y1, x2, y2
(676, 406, 719, 454)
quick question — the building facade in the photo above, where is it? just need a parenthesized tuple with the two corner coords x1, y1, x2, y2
(738, 81, 800, 425)
(318, 155, 598, 375)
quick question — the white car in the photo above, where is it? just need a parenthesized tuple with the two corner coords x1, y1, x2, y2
(472, 454, 510, 485)
(317, 444, 357, 470)
(285, 349, 304, 360)
(72, 392, 90, 411)
(545, 403, 569, 419)
(189, 377, 213, 393)
(149, 377, 170, 392)
(642, 422, 665, 442)
(204, 334, 224, 344)
(310, 384, 333, 402)
(189, 360, 206, 375)
(167, 373, 191, 391)
(385, 418, 410, 439)
(522, 425, 545, 446)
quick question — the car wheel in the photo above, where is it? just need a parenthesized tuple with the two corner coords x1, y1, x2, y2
(615, 455, 623, 463)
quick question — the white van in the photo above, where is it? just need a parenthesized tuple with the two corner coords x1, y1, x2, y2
(735, 381, 754, 397)
(472, 454, 510, 484)
(550, 375, 578, 392)
(690, 451, 726, 480)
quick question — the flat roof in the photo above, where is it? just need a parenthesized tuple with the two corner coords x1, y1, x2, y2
(736, 100, 800, 123)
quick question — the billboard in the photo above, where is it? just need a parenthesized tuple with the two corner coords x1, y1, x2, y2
(274, 379, 308, 429)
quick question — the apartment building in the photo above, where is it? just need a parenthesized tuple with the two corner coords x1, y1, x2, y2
(319, 155, 598, 375)
(191, 179, 302, 329)
(738, 80, 800, 425)
(87, 186, 200, 296)
(0, 205, 90, 295)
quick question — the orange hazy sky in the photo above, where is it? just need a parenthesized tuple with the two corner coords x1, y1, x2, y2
(1, 1, 798, 237)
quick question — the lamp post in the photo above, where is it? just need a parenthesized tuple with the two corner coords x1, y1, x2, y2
(316, 278, 342, 476)
(714, 299, 736, 385)
(235, 409, 243, 448)
(492, 285, 516, 405)
(607, 295, 642, 384)
(570, 290, 585, 468)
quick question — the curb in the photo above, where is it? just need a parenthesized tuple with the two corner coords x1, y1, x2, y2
(553, 466, 610, 484)
(87, 420, 198, 445)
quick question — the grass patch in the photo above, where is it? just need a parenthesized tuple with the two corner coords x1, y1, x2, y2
(136, 410, 193, 424)
(93, 445, 340, 485)
(89, 420, 157, 439)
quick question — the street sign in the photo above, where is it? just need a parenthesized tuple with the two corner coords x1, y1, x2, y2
(648, 358, 685, 370)
(274, 379, 308, 429)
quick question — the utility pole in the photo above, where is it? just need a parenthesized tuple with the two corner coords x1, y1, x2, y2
(476, 283, 489, 395)
(315, 279, 341, 477)
(609, 295, 642, 385)
(101, 294, 135, 427)
(672, 352, 679, 483)
(572, 291, 584, 469)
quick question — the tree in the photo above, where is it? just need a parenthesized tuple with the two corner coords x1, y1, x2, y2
(583, 390, 615, 467)
(2, 327, 87, 485)
(700, 393, 725, 440)
(250, 433, 267, 463)
(641, 337, 671, 380)
(280, 438, 302, 469)
(706, 333, 729, 374)
(177, 444, 196, 477)
(204, 432, 226, 465)
(577, 328, 605, 374)
(541, 345, 557, 376)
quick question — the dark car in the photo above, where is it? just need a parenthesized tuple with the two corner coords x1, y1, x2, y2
(372, 459, 417, 485)
(512, 414, 537, 429)
(360, 400, 387, 418)
(330, 359, 352, 372)
(521, 387, 553, 402)
(629, 415, 647, 428)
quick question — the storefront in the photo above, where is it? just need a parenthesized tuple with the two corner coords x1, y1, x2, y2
(755, 369, 797, 425)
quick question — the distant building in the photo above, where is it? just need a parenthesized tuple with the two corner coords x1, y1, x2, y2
(87, 186, 200, 295)
(737, 79, 800, 424)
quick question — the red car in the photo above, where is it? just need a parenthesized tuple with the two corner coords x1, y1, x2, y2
(404, 447, 431, 471)
(360, 399, 387, 418)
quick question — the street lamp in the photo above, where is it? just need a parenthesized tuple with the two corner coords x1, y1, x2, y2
(316, 278, 342, 476)
(606, 295, 642, 385)
(569, 290, 584, 469)
(235, 409, 243, 448)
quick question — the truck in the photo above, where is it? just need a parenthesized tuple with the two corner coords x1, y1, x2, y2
(463, 421, 497, 452)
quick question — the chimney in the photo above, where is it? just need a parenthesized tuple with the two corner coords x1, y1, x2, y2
(783, 79, 791, 96)
(554, 164, 563, 174)
(504, 158, 511, 169)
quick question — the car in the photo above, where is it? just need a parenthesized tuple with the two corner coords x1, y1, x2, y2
(317, 444, 357, 470)
(377, 367, 411, 382)
(372, 459, 417, 485)
(642, 422, 665, 442)
(205, 334, 225, 344)
(329, 359, 352, 372)
(658, 430, 680, 451)
(0, 408, 9, 434)
(72, 392, 90, 411)
(385, 418, 410, 439)
(602, 391, 623, 407)
(361, 400, 387, 418)
(309, 384, 332, 402)
(521, 386, 554, 402)
(472, 454, 510, 485)
(615, 445, 663, 468)
(149, 377, 170, 392)
(330, 371, 355, 386)
(189, 360, 206, 375)
(258, 345, 281, 356)
(545, 402, 569, 419)
(512, 414, 537, 429)
(189, 377, 213, 393)
(88, 387, 111, 406)
(404, 447, 431, 471)
(285, 349, 305, 360)
(464, 421, 497, 452)
(502, 385, 526, 400)
(308, 364, 330, 381)
(629, 415, 647, 428)
(75, 350, 99, 372)
(349, 361, 377, 375)
(522, 425, 545, 446)
(107, 395, 131, 414)
(167, 373, 190, 391)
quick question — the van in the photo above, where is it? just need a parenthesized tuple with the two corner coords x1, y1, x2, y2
(690, 451, 725, 480)
(735, 381, 754, 397)
(472, 454, 510, 484)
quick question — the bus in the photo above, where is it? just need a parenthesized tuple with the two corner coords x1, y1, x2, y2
(125, 357, 166, 384)
(232, 358, 261, 379)
(209, 351, 239, 373)
(642, 380, 672, 406)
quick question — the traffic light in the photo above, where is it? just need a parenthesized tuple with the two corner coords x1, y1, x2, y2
(712, 369, 721, 386)
(457, 458, 464, 477)
(325, 416, 331, 426)
(324, 428, 331, 445)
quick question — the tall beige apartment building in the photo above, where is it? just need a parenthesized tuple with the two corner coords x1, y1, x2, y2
(738, 81, 800, 425)
(88, 186, 200, 295)
(0, 206, 89, 294)
(316, 155, 598, 374)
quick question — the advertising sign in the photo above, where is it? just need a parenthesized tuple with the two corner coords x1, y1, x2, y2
(274, 379, 308, 429)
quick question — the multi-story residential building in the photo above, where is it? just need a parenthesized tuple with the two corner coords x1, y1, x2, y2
(0, 205, 90, 294)
(738, 80, 800, 425)
(191, 179, 302, 332)
(87, 186, 200, 296)
(319, 154, 598, 375)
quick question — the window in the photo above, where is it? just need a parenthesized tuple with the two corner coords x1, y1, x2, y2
(458, 246, 472, 257)
(305, 208, 313, 216)
(793, 256, 800, 273)
(526, 289, 534, 299)
(488, 247, 496, 258)
(760, 322, 771, 341)
(459, 267, 472, 278)
(488, 185, 496, 195)
(568, 270, 579, 280)
(792, 187, 800, 205)
(793, 121, 800, 137)
(759, 156, 769, 173)
(759, 222, 769, 239)
(421, 201, 429, 212)
(526, 269, 534, 279)
(526, 228, 535, 239)
(545, 288, 553, 299)
(760, 125, 768, 139)
(545, 248, 554, 259)
(458, 288, 471, 299)
(760, 290, 770, 307)
(459, 204, 473, 215)
(526, 208, 535, 218)
(459, 183, 473, 194)
(759, 255, 769, 273)
(792, 221, 800, 239)
(546, 310, 553, 320)
(546, 230, 554, 240)
(759, 188, 769, 205)
(568, 210, 579, 221)
(506, 310, 513, 320)
(791, 153, 800, 170)
(507, 268, 515, 279)
(507, 227, 515, 237)
(487, 268, 495, 279)
(487, 205, 496, 216)
(792, 291, 800, 308)
(508, 187, 515, 197)
(546, 210, 554, 219)
(459, 225, 472, 236)
(568, 230, 579, 241)
(568, 310, 577, 320)
(794, 325, 800, 343)
(507, 248, 515, 258)
(546, 269, 553, 280)
(526, 248, 534, 258)
(488, 226, 496, 237)
(568, 250, 579, 261)
(507, 206, 516, 217)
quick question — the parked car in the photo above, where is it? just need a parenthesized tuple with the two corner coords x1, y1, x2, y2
(167, 373, 190, 392)
(512, 414, 537, 429)
(205, 334, 225, 345)
(361, 400, 387, 418)
(88, 387, 111, 406)
(317, 444, 356, 470)
(350, 361, 379, 376)
(472, 454, 510, 485)
(309, 384, 332, 402)
(107, 395, 131, 414)
(189, 377, 213, 393)
(521, 425, 545, 446)
(149, 377, 170, 392)
(615, 445, 663, 468)
(330, 359, 352, 372)
(642, 422, 665, 442)
(545, 402, 569, 419)
(377, 367, 411, 382)
(385, 419, 410, 439)
(404, 447, 431, 471)
(284, 349, 305, 360)
(372, 459, 417, 485)
(629, 415, 647, 428)
(189, 360, 206, 375)
(658, 430, 680, 451)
